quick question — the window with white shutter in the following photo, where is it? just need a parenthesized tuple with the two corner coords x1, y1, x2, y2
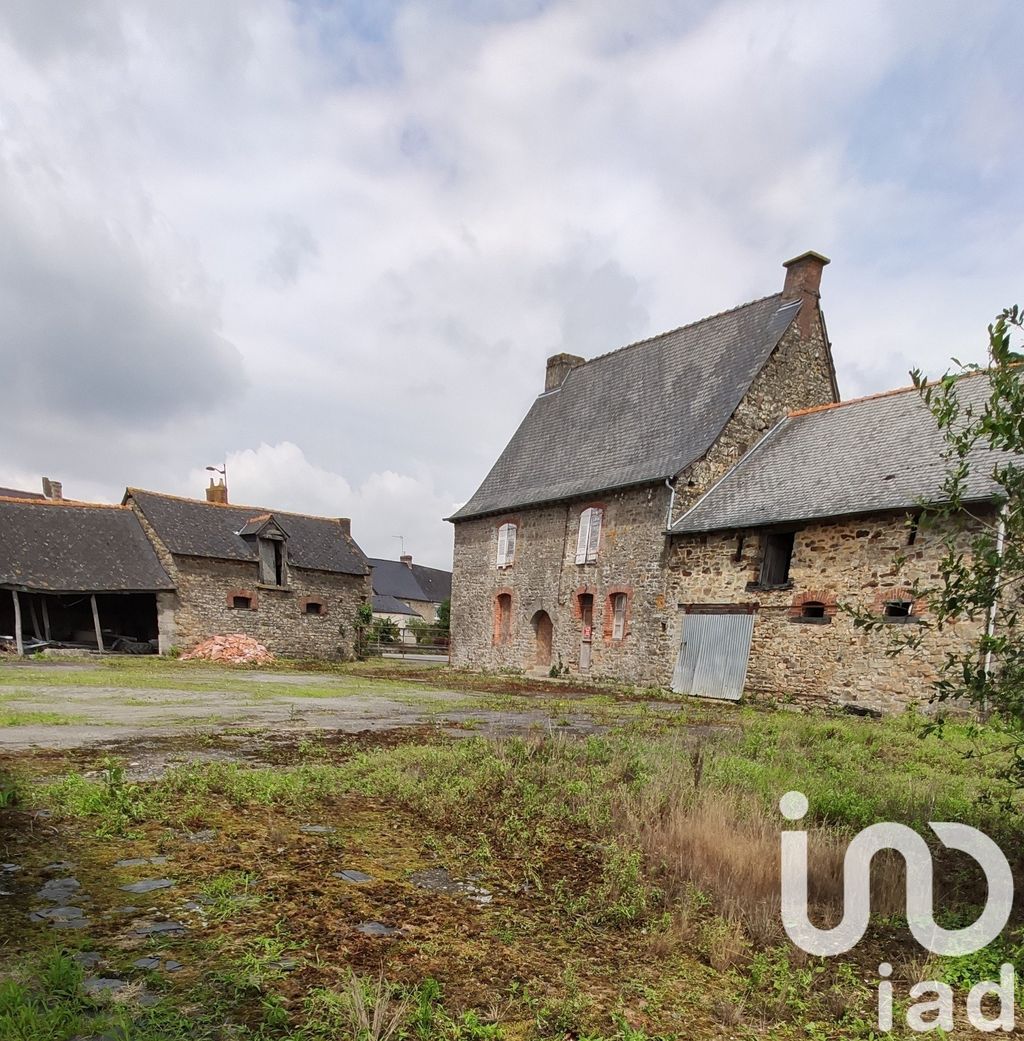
(612, 593, 627, 640)
(496, 522, 517, 568)
(575, 507, 603, 564)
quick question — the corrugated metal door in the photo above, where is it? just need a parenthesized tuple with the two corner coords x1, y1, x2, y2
(671, 612, 755, 700)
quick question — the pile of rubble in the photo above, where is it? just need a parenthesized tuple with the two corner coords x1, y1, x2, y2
(181, 634, 275, 666)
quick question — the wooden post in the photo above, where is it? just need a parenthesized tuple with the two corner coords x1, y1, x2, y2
(28, 596, 42, 641)
(11, 590, 23, 656)
(90, 594, 104, 652)
(41, 598, 51, 642)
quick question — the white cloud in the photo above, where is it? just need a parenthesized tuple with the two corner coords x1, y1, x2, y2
(0, 0, 1022, 565)
(185, 442, 456, 569)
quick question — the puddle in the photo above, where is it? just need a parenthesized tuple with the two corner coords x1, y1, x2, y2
(133, 957, 183, 972)
(29, 905, 90, 928)
(410, 868, 492, 905)
(129, 919, 188, 937)
(37, 877, 82, 902)
(119, 878, 175, 894)
(299, 824, 335, 835)
(356, 920, 400, 937)
(334, 869, 371, 883)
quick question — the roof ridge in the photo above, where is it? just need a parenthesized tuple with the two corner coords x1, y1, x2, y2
(787, 366, 1000, 419)
(580, 292, 786, 368)
(127, 488, 349, 524)
(0, 496, 125, 510)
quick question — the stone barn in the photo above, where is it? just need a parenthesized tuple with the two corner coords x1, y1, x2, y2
(125, 488, 371, 659)
(0, 496, 173, 653)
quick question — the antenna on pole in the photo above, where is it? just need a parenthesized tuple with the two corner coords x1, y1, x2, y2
(392, 535, 406, 556)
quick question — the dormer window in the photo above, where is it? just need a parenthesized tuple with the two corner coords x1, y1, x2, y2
(238, 513, 290, 587)
(496, 522, 517, 569)
(259, 535, 286, 586)
(575, 507, 603, 564)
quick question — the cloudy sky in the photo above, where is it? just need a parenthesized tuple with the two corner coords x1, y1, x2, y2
(1, 1, 1021, 568)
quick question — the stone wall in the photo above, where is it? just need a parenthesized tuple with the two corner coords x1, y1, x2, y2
(166, 556, 369, 659)
(129, 500, 371, 659)
(450, 483, 674, 683)
(671, 303, 837, 520)
(665, 511, 985, 712)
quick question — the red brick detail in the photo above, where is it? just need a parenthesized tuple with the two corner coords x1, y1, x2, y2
(492, 589, 513, 645)
(571, 585, 598, 620)
(872, 587, 919, 615)
(300, 597, 328, 617)
(603, 586, 634, 641)
(227, 588, 257, 610)
(788, 589, 837, 619)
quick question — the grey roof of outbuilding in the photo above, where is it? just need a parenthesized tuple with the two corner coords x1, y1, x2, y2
(127, 490, 369, 576)
(368, 558, 452, 604)
(0, 499, 173, 593)
(371, 593, 422, 616)
(0, 487, 44, 500)
(670, 374, 1008, 534)
(449, 293, 803, 520)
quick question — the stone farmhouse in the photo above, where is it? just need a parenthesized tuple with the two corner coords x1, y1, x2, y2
(0, 482, 371, 659)
(448, 252, 1002, 712)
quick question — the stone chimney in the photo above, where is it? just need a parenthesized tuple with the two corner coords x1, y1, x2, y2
(545, 352, 585, 392)
(782, 251, 830, 338)
(205, 478, 228, 504)
(400, 553, 413, 569)
(337, 518, 351, 537)
(42, 477, 63, 500)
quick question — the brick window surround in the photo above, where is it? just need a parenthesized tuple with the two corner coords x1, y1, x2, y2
(227, 588, 257, 610)
(301, 597, 328, 617)
(492, 590, 513, 645)
(603, 586, 634, 641)
(788, 590, 837, 623)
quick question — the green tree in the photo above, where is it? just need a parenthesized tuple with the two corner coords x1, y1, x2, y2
(862, 306, 1023, 781)
(436, 597, 451, 631)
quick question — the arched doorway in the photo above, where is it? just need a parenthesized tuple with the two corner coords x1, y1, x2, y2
(531, 610, 553, 668)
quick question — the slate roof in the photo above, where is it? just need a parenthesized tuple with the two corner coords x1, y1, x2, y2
(0, 487, 44, 500)
(449, 293, 804, 520)
(670, 374, 1010, 534)
(368, 558, 452, 604)
(371, 593, 422, 616)
(127, 490, 369, 576)
(0, 499, 173, 593)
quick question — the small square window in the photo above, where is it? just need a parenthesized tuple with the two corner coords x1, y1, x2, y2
(304, 601, 325, 616)
(884, 600, 914, 619)
(232, 595, 252, 610)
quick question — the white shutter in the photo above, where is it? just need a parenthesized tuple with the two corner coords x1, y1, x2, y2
(496, 524, 508, 568)
(612, 594, 626, 639)
(575, 509, 591, 564)
(586, 508, 603, 562)
(505, 523, 516, 565)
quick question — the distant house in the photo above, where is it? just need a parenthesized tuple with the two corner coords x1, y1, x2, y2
(368, 555, 452, 623)
(124, 487, 371, 658)
(0, 496, 173, 653)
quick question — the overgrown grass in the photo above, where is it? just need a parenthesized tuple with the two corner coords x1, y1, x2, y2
(0, 708, 86, 727)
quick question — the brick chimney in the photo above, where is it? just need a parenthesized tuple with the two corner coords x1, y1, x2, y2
(337, 518, 351, 536)
(205, 478, 228, 504)
(42, 477, 63, 500)
(782, 251, 830, 338)
(545, 353, 585, 392)
(400, 553, 413, 569)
